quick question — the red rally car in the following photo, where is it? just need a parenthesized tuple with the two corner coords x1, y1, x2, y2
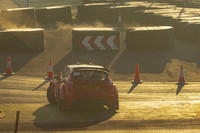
(47, 64, 119, 111)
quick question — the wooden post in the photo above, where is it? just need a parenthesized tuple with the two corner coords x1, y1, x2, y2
(14, 111, 20, 133)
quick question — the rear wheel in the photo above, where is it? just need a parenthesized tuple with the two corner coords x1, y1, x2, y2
(58, 99, 66, 112)
(47, 86, 56, 104)
(109, 100, 119, 112)
(114, 100, 119, 110)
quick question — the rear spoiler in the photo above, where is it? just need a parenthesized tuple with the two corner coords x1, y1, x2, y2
(73, 67, 109, 72)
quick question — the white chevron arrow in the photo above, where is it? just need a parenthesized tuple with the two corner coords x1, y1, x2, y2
(95, 36, 105, 50)
(107, 35, 118, 50)
(82, 36, 94, 51)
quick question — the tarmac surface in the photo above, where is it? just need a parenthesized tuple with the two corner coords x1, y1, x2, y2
(1, 75, 200, 132)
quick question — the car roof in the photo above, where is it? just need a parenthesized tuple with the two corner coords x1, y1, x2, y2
(67, 64, 109, 72)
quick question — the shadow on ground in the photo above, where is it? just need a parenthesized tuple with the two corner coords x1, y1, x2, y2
(176, 84, 184, 95)
(128, 82, 138, 93)
(52, 38, 200, 82)
(0, 53, 39, 74)
(112, 50, 170, 73)
(112, 40, 200, 74)
(54, 50, 118, 74)
(33, 104, 116, 130)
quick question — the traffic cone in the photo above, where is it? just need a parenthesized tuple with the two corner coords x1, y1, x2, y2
(132, 64, 142, 84)
(46, 59, 54, 79)
(177, 65, 187, 85)
(2, 56, 15, 76)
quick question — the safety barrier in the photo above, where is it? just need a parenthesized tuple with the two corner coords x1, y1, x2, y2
(0, 6, 72, 28)
(77, 3, 112, 24)
(126, 26, 174, 51)
(35, 6, 72, 27)
(0, 7, 36, 27)
(72, 28, 120, 51)
(0, 28, 45, 52)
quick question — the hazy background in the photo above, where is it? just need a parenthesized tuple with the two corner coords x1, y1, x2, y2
(0, 0, 82, 9)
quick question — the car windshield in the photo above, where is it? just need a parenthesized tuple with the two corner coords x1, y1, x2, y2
(72, 70, 107, 81)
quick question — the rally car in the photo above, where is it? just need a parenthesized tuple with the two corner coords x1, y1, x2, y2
(47, 64, 119, 112)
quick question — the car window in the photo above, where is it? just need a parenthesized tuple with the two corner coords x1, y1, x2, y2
(72, 70, 107, 81)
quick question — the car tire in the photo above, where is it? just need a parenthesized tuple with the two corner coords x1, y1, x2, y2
(47, 86, 56, 104)
(109, 100, 119, 112)
(113, 99, 119, 110)
(58, 99, 66, 112)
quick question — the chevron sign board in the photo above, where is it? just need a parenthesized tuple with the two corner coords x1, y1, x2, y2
(77, 35, 119, 51)
(72, 28, 120, 51)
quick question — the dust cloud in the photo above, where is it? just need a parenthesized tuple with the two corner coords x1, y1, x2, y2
(53, 21, 108, 49)
(56, 21, 106, 30)
(0, 0, 17, 10)
(0, 0, 22, 30)
(0, 18, 26, 30)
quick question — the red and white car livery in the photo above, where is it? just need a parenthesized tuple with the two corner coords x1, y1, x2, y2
(47, 64, 119, 111)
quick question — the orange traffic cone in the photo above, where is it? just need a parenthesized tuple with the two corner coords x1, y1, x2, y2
(177, 65, 187, 85)
(47, 59, 54, 79)
(2, 56, 15, 76)
(132, 64, 142, 84)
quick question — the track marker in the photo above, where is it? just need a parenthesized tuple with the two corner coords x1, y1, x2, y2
(132, 64, 143, 84)
(2, 56, 16, 76)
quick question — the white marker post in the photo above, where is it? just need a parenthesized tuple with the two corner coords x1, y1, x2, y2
(118, 15, 122, 29)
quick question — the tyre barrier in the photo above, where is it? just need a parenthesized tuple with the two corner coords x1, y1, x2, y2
(77, 3, 112, 24)
(0, 7, 36, 27)
(0, 28, 45, 52)
(35, 6, 72, 27)
(126, 26, 174, 51)
(72, 28, 120, 51)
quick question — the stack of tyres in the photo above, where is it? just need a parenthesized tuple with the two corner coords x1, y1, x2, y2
(72, 28, 120, 51)
(0, 7, 36, 27)
(0, 28, 45, 52)
(126, 26, 174, 51)
(36, 6, 72, 27)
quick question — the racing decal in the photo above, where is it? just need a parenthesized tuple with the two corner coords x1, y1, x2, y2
(78, 35, 119, 51)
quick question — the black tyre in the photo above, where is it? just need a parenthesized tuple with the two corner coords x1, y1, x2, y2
(114, 99, 119, 110)
(109, 100, 119, 112)
(58, 99, 66, 112)
(47, 86, 56, 104)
